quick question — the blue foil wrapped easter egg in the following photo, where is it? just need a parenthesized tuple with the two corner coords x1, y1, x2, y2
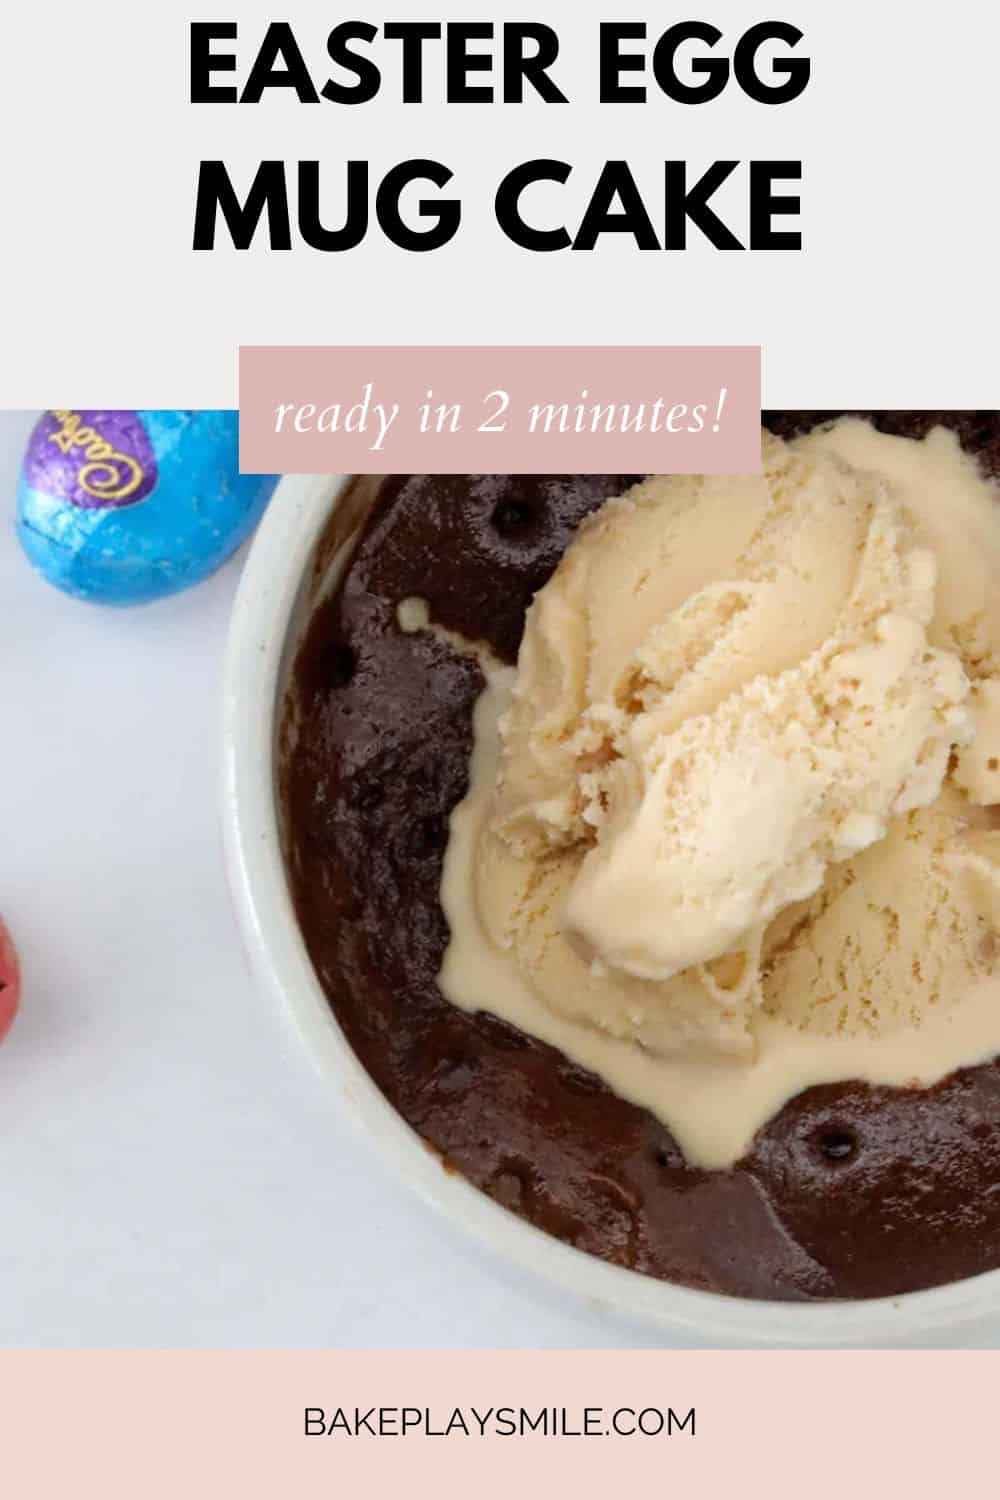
(16, 410, 279, 605)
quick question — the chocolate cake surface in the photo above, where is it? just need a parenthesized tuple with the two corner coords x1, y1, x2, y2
(281, 418, 1000, 1302)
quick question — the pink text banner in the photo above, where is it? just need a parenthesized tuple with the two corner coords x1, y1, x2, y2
(238, 345, 761, 475)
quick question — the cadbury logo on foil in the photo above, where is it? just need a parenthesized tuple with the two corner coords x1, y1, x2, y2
(26, 411, 159, 510)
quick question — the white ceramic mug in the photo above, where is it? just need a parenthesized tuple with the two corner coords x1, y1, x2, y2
(222, 475, 1000, 1346)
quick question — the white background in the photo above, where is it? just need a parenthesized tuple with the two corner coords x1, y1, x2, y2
(4, 2, 1000, 407)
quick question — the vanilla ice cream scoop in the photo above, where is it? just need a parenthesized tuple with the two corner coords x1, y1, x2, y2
(437, 421, 1000, 1168)
(558, 457, 970, 984)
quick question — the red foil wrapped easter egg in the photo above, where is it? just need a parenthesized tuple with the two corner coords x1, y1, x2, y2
(0, 917, 20, 1041)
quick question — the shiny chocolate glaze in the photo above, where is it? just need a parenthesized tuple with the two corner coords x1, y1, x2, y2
(281, 420, 1000, 1301)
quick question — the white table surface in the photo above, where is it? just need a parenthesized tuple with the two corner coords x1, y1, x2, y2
(3, 410, 996, 1351)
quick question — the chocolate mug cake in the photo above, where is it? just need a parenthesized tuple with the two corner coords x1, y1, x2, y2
(280, 413, 1000, 1301)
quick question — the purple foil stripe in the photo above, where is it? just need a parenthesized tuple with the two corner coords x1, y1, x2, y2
(24, 411, 158, 510)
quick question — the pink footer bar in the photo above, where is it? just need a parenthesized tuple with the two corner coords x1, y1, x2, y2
(0, 1349, 989, 1495)
(238, 345, 761, 474)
